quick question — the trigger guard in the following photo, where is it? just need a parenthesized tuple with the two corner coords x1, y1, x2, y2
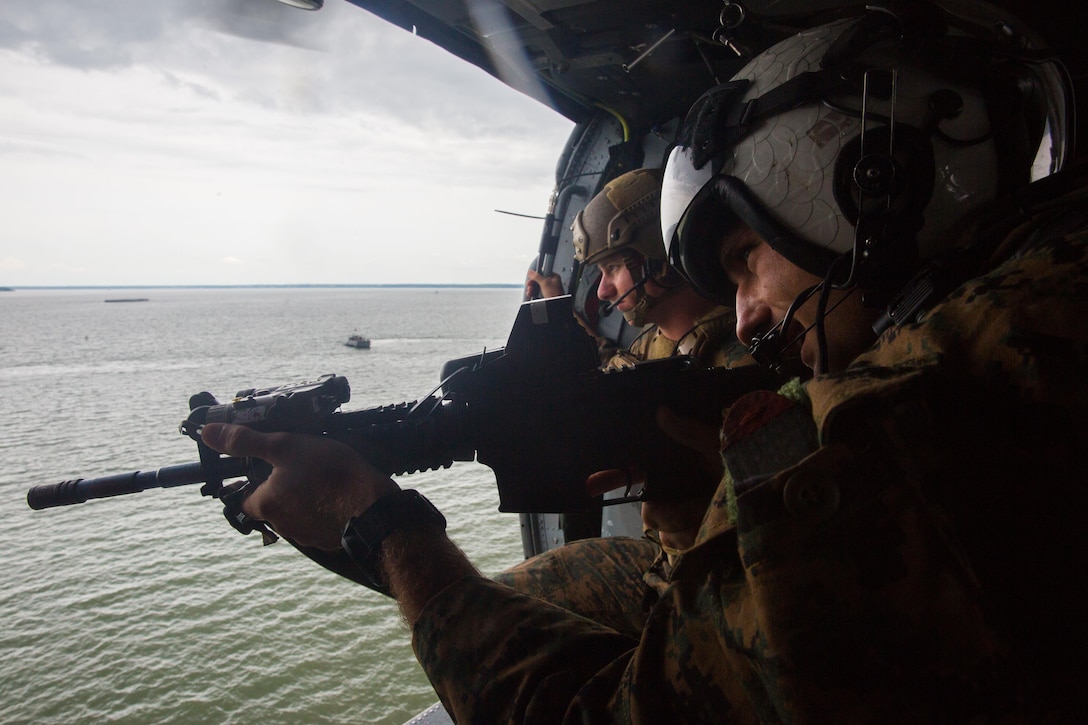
(220, 479, 278, 544)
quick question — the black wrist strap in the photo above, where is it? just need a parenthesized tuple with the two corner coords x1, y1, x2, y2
(341, 489, 446, 596)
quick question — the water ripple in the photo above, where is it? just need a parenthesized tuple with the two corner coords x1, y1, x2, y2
(2, 288, 526, 724)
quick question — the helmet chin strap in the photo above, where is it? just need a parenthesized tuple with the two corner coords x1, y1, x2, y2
(621, 285, 668, 328)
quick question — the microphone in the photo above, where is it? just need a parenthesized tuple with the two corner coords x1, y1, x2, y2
(747, 324, 791, 372)
(599, 275, 649, 315)
(747, 281, 857, 373)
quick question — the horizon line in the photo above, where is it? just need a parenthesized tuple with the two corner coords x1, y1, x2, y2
(0, 283, 522, 290)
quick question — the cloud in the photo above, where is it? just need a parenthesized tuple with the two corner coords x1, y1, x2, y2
(0, 0, 319, 66)
(0, 1, 574, 286)
(0, 1, 542, 120)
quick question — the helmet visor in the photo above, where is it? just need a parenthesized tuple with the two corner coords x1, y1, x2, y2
(661, 144, 716, 269)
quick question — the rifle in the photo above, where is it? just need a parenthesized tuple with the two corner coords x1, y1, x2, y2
(27, 296, 782, 517)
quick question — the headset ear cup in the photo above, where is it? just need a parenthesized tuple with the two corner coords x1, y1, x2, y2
(646, 257, 685, 288)
(832, 123, 934, 290)
(643, 257, 658, 283)
(832, 124, 935, 227)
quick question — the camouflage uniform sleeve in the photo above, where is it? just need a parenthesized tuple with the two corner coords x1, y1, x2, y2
(413, 572, 761, 723)
(412, 576, 640, 723)
(492, 536, 659, 639)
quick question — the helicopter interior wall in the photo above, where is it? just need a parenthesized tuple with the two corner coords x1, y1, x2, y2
(520, 115, 685, 559)
(341, 0, 851, 125)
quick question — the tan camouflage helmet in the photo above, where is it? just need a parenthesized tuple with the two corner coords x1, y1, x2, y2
(572, 168, 665, 266)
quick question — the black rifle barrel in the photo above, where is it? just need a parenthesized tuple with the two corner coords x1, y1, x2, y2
(26, 457, 250, 510)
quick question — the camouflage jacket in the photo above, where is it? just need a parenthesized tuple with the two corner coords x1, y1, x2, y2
(605, 305, 751, 369)
(412, 195, 1088, 722)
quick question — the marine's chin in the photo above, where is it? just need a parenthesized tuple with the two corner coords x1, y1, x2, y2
(800, 344, 817, 373)
(788, 324, 816, 373)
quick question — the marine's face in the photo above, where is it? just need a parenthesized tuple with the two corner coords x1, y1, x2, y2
(595, 253, 638, 313)
(721, 227, 877, 374)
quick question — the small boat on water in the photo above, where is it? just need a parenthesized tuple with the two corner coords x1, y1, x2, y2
(345, 334, 371, 349)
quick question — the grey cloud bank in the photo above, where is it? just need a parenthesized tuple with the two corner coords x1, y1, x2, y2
(0, 0, 574, 286)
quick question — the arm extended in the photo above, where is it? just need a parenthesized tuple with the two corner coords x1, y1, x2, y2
(28, 296, 780, 515)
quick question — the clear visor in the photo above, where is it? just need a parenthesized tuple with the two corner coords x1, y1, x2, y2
(660, 144, 715, 265)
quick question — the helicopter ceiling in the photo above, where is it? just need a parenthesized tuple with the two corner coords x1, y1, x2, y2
(339, 0, 869, 132)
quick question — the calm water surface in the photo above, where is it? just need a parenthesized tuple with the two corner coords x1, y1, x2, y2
(1, 287, 528, 724)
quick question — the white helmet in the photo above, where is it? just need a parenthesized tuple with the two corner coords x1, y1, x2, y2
(661, 0, 1073, 305)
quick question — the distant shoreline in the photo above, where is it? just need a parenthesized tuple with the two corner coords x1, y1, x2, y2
(0, 284, 521, 291)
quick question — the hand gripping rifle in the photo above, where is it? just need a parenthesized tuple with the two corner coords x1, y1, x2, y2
(27, 296, 781, 519)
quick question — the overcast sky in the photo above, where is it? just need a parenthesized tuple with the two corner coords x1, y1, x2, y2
(0, 0, 575, 286)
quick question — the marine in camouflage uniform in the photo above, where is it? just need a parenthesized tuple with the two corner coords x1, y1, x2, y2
(496, 168, 754, 631)
(410, 6, 1088, 721)
(412, 168, 1088, 725)
(605, 303, 751, 371)
(569, 167, 753, 372)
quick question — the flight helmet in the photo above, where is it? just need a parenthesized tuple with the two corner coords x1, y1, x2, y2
(573, 167, 682, 326)
(661, 0, 1073, 308)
